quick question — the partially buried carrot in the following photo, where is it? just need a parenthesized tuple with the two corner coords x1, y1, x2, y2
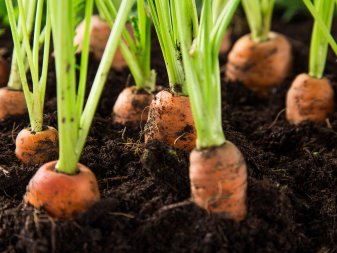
(15, 126, 58, 165)
(74, 15, 131, 70)
(24, 161, 100, 220)
(113, 86, 154, 126)
(226, 32, 292, 95)
(190, 142, 247, 221)
(0, 87, 27, 121)
(286, 74, 334, 124)
(226, 0, 292, 95)
(175, 0, 247, 220)
(145, 90, 196, 151)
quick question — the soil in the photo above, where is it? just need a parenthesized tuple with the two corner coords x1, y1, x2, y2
(1, 14, 337, 253)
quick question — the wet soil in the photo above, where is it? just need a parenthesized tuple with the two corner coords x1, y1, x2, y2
(1, 15, 337, 253)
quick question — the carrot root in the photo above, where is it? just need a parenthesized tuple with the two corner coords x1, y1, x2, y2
(286, 73, 334, 124)
(144, 90, 196, 151)
(189, 141, 247, 222)
(24, 161, 100, 220)
(112, 86, 154, 127)
(15, 126, 59, 165)
(0, 87, 27, 121)
(226, 32, 292, 95)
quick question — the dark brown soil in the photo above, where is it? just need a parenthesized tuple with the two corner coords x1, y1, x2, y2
(1, 15, 337, 253)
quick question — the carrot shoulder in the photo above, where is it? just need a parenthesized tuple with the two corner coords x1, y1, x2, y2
(15, 126, 58, 165)
(286, 73, 334, 124)
(189, 141, 247, 221)
(0, 87, 27, 121)
(226, 32, 292, 95)
(24, 161, 100, 220)
(144, 90, 196, 151)
(112, 86, 154, 127)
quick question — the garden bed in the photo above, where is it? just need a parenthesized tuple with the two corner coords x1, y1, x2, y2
(1, 15, 337, 253)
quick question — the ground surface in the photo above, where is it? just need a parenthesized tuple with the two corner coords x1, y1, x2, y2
(0, 14, 337, 253)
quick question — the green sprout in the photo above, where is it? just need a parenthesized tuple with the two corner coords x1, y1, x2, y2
(49, 0, 134, 173)
(303, 0, 335, 79)
(96, 0, 156, 92)
(5, 0, 51, 132)
(242, 0, 275, 43)
(175, 0, 240, 148)
(148, 0, 193, 95)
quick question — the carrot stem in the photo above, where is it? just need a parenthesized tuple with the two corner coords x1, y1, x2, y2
(307, 0, 335, 79)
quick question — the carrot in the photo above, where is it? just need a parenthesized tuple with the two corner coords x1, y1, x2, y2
(174, 0, 246, 220)
(98, 0, 157, 127)
(0, 57, 9, 87)
(286, 73, 334, 124)
(190, 142, 247, 221)
(226, 32, 292, 95)
(74, 15, 132, 71)
(24, 0, 133, 219)
(0, 87, 27, 121)
(113, 86, 154, 126)
(15, 126, 58, 165)
(24, 161, 100, 220)
(144, 90, 196, 151)
(286, 0, 335, 125)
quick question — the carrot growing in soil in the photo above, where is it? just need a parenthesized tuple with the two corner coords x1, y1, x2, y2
(24, 0, 134, 220)
(286, 0, 335, 124)
(5, 0, 57, 165)
(96, 0, 156, 127)
(226, 0, 292, 95)
(175, 0, 247, 221)
(144, 0, 198, 151)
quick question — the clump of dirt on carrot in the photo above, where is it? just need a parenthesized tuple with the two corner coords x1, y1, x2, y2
(15, 126, 58, 165)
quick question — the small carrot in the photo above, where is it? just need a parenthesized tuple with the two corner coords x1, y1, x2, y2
(15, 126, 58, 165)
(0, 57, 9, 87)
(145, 90, 196, 151)
(24, 161, 100, 220)
(226, 0, 292, 95)
(74, 15, 131, 71)
(287, 0, 335, 125)
(112, 86, 154, 126)
(227, 32, 292, 95)
(0, 87, 27, 121)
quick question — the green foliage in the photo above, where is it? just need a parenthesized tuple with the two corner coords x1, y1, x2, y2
(275, 0, 306, 21)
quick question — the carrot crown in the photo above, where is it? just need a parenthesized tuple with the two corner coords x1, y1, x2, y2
(148, 0, 191, 95)
(96, 0, 156, 92)
(5, 0, 51, 132)
(49, 0, 133, 174)
(242, 0, 275, 43)
(303, 0, 335, 79)
(175, 0, 240, 149)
